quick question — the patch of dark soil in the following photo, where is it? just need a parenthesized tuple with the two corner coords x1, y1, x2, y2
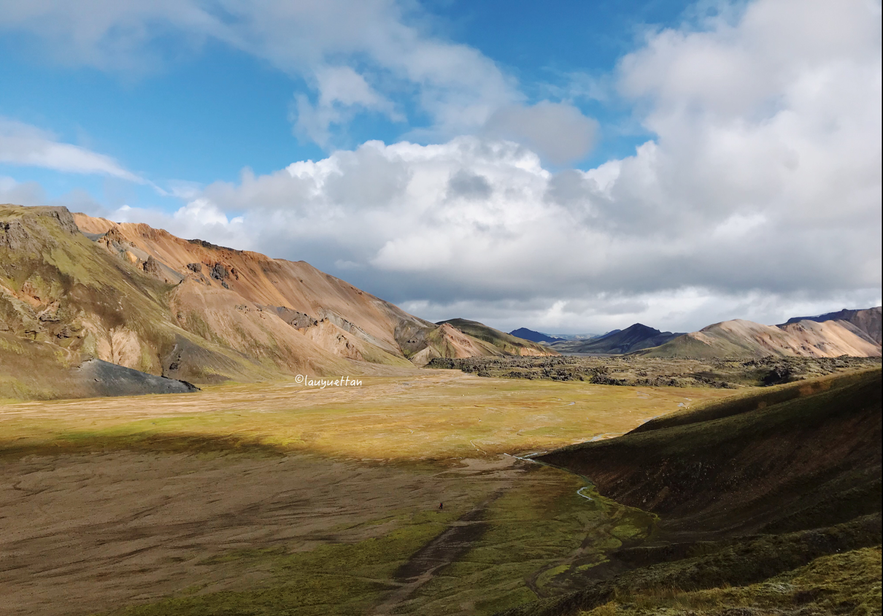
(394, 502, 493, 582)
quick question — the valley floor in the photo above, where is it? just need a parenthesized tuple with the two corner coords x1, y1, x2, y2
(1, 371, 879, 615)
(0, 372, 731, 615)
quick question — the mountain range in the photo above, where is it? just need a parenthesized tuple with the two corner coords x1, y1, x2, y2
(1, 203, 879, 400)
(513, 308, 881, 359)
(507, 327, 560, 344)
(508, 328, 602, 343)
(784, 307, 882, 344)
(644, 314, 881, 359)
(0, 204, 553, 399)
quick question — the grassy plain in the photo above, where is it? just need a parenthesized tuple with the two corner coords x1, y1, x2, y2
(0, 370, 733, 461)
(0, 370, 737, 616)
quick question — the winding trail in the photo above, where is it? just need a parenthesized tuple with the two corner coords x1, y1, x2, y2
(371, 491, 505, 615)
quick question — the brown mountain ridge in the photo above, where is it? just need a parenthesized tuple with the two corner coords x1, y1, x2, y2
(642, 314, 881, 359)
(0, 204, 553, 399)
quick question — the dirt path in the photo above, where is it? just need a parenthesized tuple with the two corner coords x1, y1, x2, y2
(371, 491, 505, 615)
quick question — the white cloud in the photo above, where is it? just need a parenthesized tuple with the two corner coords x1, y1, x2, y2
(108, 200, 247, 248)
(293, 66, 403, 146)
(0, 0, 521, 144)
(0, 118, 142, 181)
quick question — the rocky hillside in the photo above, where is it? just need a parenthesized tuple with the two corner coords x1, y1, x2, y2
(0, 204, 547, 398)
(643, 317, 881, 359)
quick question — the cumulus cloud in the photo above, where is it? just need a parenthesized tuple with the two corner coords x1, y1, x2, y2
(0, 118, 143, 181)
(109, 200, 247, 249)
(293, 66, 403, 146)
(447, 170, 493, 201)
(37, 0, 883, 332)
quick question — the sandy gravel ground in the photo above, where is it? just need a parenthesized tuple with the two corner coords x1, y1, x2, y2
(0, 451, 521, 616)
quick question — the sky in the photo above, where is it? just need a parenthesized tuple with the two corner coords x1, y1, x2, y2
(0, 0, 880, 335)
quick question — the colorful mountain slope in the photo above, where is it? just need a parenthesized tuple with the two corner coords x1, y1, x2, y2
(784, 306, 882, 344)
(0, 204, 552, 398)
(643, 318, 881, 359)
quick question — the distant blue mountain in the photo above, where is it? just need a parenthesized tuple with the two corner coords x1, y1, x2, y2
(551, 324, 681, 354)
(508, 328, 559, 343)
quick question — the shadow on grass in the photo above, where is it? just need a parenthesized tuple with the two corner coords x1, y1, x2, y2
(0, 431, 290, 459)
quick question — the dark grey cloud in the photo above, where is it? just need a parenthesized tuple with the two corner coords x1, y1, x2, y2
(483, 102, 599, 166)
(447, 170, 492, 200)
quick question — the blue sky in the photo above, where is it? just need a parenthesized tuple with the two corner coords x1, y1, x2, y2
(0, 0, 880, 333)
(0, 1, 693, 195)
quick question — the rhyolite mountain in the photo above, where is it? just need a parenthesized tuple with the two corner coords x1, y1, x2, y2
(551, 323, 682, 354)
(643, 316, 881, 359)
(784, 306, 882, 345)
(0, 204, 554, 399)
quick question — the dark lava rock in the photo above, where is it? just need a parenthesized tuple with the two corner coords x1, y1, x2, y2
(210, 262, 229, 281)
(78, 359, 199, 397)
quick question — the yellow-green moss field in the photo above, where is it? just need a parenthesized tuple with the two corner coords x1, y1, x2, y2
(0, 372, 736, 616)
(0, 370, 734, 460)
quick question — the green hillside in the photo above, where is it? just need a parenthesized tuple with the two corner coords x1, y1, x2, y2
(497, 369, 882, 615)
(438, 318, 557, 356)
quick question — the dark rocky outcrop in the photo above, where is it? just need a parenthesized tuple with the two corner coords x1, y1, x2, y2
(78, 358, 199, 396)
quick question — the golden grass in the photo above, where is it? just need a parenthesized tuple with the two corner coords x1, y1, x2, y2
(0, 371, 735, 461)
